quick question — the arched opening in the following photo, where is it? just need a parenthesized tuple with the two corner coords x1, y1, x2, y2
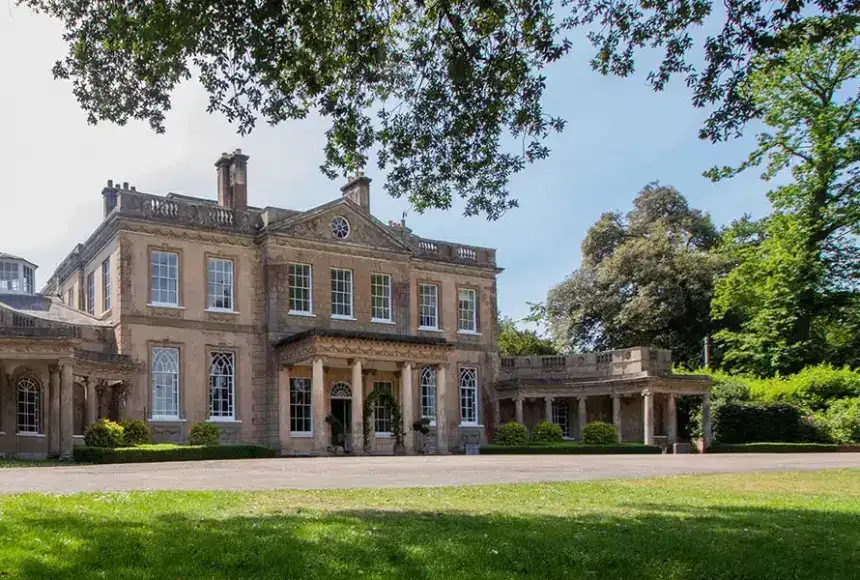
(16, 376, 42, 434)
(328, 382, 352, 449)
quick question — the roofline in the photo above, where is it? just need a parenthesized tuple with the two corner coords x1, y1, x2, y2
(274, 327, 451, 348)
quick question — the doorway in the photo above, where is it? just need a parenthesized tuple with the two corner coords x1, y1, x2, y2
(330, 382, 352, 450)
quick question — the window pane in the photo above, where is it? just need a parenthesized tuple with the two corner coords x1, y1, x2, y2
(86, 273, 95, 315)
(17, 377, 41, 433)
(289, 264, 312, 313)
(374, 382, 393, 433)
(331, 269, 353, 317)
(371, 274, 392, 320)
(151, 251, 179, 305)
(290, 378, 312, 433)
(151, 347, 180, 418)
(458, 289, 476, 332)
(420, 367, 437, 421)
(102, 257, 111, 312)
(207, 258, 234, 310)
(209, 351, 235, 419)
(552, 401, 570, 438)
(419, 284, 438, 328)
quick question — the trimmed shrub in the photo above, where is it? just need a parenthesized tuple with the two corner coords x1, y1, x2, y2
(120, 420, 150, 446)
(495, 421, 529, 446)
(582, 421, 618, 445)
(531, 420, 564, 443)
(711, 402, 824, 444)
(74, 444, 276, 464)
(188, 422, 221, 446)
(481, 443, 661, 455)
(749, 365, 860, 411)
(816, 398, 860, 443)
(84, 419, 125, 448)
(708, 443, 859, 453)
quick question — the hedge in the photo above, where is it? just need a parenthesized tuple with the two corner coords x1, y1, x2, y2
(74, 444, 276, 464)
(712, 401, 820, 444)
(481, 443, 662, 455)
(708, 443, 860, 453)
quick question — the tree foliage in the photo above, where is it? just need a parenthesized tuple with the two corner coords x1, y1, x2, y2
(539, 183, 722, 366)
(708, 20, 860, 376)
(497, 316, 556, 356)
(21, 1, 860, 217)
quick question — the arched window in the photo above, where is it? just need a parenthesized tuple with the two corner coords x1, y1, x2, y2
(459, 367, 478, 425)
(420, 367, 436, 423)
(17, 377, 41, 433)
(209, 351, 235, 420)
(331, 382, 352, 399)
(552, 400, 570, 438)
(151, 347, 180, 419)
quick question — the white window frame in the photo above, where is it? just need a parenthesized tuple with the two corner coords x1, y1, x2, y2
(330, 268, 354, 319)
(288, 263, 313, 315)
(0, 261, 20, 293)
(552, 400, 571, 438)
(373, 381, 394, 436)
(290, 377, 313, 436)
(102, 257, 111, 312)
(459, 367, 479, 426)
(151, 347, 180, 420)
(86, 272, 95, 315)
(418, 283, 439, 330)
(209, 351, 236, 421)
(420, 366, 437, 425)
(457, 288, 478, 333)
(207, 257, 235, 312)
(150, 251, 179, 307)
(371, 273, 393, 323)
(16, 377, 41, 434)
(23, 265, 34, 294)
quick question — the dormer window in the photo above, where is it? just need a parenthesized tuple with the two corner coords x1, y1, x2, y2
(0, 256, 36, 294)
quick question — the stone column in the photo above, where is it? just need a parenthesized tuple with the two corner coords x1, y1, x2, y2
(666, 393, 678, 444)
(49, 367, 61, 456)
(514, 396, 524, 424)
(60, 363, 74, 458)
(611, 394, 622, 442)
(351, 359, 364, 454)
(400, 362, 414, 453)
(492, 397, 501, 430)
(642, 389, 654, 445)
(702, 391, 712, 448)
(435, 364, 448, 454)
(85, 377, 98, 427)
(278, 365, 291, 454)
(544, 397, 554, 422)
(577, 396, 587, 440)
(311, 357, 326, 454)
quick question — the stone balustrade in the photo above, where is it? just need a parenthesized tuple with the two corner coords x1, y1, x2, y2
(498, 347, 673, 380)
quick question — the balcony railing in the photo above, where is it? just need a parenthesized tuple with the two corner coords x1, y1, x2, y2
(114, 190, 260, 235)
(498, 347, 672, 379)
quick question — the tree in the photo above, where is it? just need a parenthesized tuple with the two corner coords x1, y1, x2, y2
(20, 1, 860, 218)
(539, 184, 721, 366)
(707, 20, 860, 376)
(497, 316, 557, 356)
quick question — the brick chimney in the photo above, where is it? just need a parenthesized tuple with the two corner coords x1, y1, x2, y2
(215, 149, 249, 210)
(341, 172, 371, 212)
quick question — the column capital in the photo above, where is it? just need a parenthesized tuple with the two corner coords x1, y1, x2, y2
(544, 396, 555, 402)
(397, 360, 414, 370)
(610, 393, 620, 399)
(641, 389, 653, 398)
(84, 376, 97, 388)
(576, 395, 587, 402)
(347, 358, 367, 368)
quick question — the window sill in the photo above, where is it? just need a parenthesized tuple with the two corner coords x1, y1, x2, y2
(73, 435, 84, 439)
(375, 432, 393, 438)
(206, 308, 239, 314)
(0, 431, 5, 436)
(288, 310, 316, 318)
(102, 309, 112, 318)
(457, 330, 482, 336)
(148, 303, 185, 310)
(149, 418, 186, 423)
(418, 326, 444, 332)
(371, 318, 395, 325)
(291, 431, 313, 438)
(208, 417, 241, 423)
(331, 315, 357, 321)
(17, 432, 45, 438)
(459, 423, 483, 428)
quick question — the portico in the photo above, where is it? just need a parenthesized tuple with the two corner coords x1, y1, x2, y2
(494, 347, 711, 448)
(275, 328, 459, 455)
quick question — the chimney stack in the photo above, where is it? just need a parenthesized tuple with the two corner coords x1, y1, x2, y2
(215, 149, 249, 210)
(341, 171, 371, 213)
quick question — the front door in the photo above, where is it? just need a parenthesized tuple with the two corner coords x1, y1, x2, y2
(330, 399, 352, 449)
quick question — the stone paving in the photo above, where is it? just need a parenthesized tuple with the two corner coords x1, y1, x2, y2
(1, 453, 858, 494)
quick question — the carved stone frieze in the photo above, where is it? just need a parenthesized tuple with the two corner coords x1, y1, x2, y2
(278, 335, 452, 366)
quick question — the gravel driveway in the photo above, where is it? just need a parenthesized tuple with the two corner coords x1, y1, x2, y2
(1, 453, 858, 494)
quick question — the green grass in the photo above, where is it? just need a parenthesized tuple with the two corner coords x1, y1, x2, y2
(1, 470, 859, 579)
(481, 442, 662, 454)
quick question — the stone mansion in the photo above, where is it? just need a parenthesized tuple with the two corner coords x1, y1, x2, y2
(0, 150, 711, 458)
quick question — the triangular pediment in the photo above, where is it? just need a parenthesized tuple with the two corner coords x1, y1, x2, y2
(266, 199, 412, 252)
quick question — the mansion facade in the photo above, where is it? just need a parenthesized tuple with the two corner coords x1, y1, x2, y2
(0, 150, 711, 458)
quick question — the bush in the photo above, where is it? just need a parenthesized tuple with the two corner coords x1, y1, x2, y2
(120, 420, 150, 446)
(74, 444, 276, 464)
(84, 419, 125, 448)
(531, 420, 564, 443)
(707, 443, 858, 453)
(481, 443, 661, 455)
(749, 364, 860, 411)
(816, 398, 860, 443)
(494, 421, 529, 446)
(711, 402, 821, 444)
(582, 421, 618, 445)
(188, 422, 221, 446)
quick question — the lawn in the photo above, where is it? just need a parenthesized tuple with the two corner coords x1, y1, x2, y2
(1, 470, 858, 579)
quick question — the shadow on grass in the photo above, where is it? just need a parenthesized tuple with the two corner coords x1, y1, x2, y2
(2, 504, 858, 579)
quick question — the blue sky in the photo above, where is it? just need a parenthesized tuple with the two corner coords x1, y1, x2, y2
(1, 8, 773, 324)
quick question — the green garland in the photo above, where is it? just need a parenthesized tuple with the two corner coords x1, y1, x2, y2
(363, 388, 404, 449)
